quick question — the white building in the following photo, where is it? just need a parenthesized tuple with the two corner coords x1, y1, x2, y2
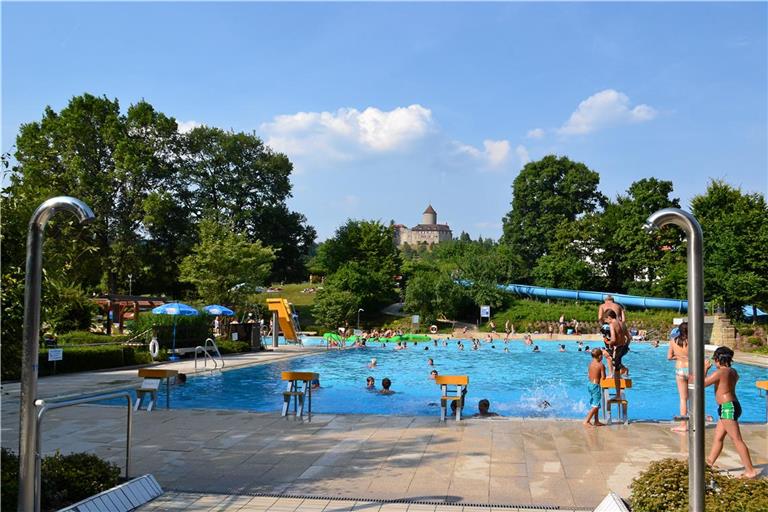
(393, 205, 453, 247)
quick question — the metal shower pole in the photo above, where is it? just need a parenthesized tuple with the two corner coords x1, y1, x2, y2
(645, 208, 705, 512)
(18, 197, 95, 512)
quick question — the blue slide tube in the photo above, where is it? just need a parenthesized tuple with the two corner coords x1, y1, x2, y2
(498, 283, 689, 313)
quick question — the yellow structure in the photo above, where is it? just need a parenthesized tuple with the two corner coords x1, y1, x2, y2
(266, 298, 301, 343)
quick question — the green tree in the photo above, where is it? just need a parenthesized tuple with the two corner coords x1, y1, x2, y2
(311, 287, 360, 330)
(691, 181, 768, 319)
(184, 126, 315, 282)
(599, 178, 684, 294)
(311, 220, 401, 311)
(501, 155, 606, 270)
(179, 219, 275, 305)
(2, 94, 182, 293)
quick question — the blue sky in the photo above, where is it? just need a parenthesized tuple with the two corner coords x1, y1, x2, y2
(3, 2, 766, 240)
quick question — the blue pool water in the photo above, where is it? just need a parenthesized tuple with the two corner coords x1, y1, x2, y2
(170, 339, 767, 422)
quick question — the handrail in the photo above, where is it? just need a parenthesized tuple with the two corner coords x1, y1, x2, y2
(34, 390, 132, 512)
(194, 346, 218, 370)
(205, 337, 225, 368)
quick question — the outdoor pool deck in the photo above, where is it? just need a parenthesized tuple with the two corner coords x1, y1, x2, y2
(1, 348, 766, 511)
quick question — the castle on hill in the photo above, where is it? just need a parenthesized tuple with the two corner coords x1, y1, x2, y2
(393, 205, 453, 247)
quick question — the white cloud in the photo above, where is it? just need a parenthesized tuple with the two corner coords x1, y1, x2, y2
(177, 120, 202, 133)
(526, 128, 545, 139)
(455, 139, 511, 169)
(558, 89, 657, 135)
(261, 104, 434, 160)
(515, 144, 530, 166)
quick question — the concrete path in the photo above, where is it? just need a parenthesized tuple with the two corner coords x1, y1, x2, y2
(2, 404, 765, 510)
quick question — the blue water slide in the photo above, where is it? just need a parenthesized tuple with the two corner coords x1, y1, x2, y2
(497, 283, 689, 313)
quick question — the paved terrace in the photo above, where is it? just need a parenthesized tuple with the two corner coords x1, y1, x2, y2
(1, 347, 766, 511)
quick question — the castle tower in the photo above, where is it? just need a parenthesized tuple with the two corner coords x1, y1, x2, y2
(422, 204, 437, 225)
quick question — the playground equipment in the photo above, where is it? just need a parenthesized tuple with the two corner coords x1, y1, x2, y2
(266, 298, 301, 345)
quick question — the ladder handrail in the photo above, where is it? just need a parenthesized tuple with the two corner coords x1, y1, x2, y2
(204, 337, 225, 368)
(194, 346, 218, 370)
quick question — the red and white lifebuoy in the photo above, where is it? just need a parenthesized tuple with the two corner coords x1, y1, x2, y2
(429, 325, 438, 334)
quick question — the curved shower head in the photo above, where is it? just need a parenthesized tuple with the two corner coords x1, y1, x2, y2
(30, 196, 95, 229)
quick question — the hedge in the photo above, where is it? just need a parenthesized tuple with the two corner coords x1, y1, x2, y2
(2, 448, 120, 512)
(134, 312, 212, 349)
(630, 458, 768, 511)
(37, 346, 152, 377)
(56, 331, 133, 345)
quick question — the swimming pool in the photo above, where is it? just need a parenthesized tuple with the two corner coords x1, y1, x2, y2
(170, 339, 767, 422)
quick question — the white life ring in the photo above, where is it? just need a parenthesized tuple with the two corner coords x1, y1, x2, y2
(149, 337, 160, 359)
(429, 325, 438, 334)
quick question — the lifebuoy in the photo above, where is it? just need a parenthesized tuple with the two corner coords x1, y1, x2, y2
(429, 325, 438, 334)
(149, 337, 160, 359)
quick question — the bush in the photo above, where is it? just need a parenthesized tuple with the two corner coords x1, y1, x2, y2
(134, 312, 212, 350)
(630, 458, 768, 512)
(56, 331, 132, 345)
(37, 346, 152, 376)
(215, 340, 251, 354)
(747, 336, 763, 347)
(1, 448, 121, 512)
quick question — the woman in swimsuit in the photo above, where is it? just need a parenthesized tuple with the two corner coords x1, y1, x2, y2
(667, 322, 689, 432)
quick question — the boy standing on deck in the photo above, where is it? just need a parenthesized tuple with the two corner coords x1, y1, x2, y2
(704, 346, 759, 478)
(584, 348, 606, 428)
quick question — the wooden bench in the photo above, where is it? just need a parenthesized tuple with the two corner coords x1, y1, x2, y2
(135, 369, 178, 411)
(281, 371, 318, 417)
(435, 375, 469, 421)
(601, 378, 632, 424)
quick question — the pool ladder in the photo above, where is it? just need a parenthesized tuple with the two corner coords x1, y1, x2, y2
(194, 337, 225, 371)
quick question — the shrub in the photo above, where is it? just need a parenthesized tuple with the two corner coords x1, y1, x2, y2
(739, 327, 755, 336)
(630, 458, 768, 512)
(1, 448, 19, 511)
(134, 312, 212, 350)
(215, 340, 251, 354)
(37, 346, 152, 376)
(747, 336, 762, 347)
(56, 331, 132, 345)
(2, 449, 121, 512)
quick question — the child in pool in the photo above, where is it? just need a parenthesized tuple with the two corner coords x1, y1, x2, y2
(704, 347, 759, 478)
(366, 376, 376, 389)
(583, 348, 606, 428)
(379, 377, 394, 395)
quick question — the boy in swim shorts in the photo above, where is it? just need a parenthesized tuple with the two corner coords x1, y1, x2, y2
(584, 348, 606, 427)
(704, 346, 759, 478)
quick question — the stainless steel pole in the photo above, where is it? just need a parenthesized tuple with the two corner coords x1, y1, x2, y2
(18, 197, 94, 512)
(645, 208, 705, 512)
(272, 311, 279, 348)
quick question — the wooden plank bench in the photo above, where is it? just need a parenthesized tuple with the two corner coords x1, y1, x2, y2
(135, 369, 178, 411)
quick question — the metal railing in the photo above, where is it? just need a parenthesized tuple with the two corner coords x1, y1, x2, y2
(194, 337, 225, 370)
(33, 390, 133, 512)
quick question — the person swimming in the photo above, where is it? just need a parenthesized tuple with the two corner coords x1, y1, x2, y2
(532, 345, 540, 353)
(366, 376, 376, 389)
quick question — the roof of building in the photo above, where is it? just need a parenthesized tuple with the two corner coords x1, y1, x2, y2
(423, 204, 436, 214)
(411, 224, 452, 232)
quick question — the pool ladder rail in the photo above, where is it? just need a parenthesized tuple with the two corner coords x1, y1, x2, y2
(194, 337, 225, 371)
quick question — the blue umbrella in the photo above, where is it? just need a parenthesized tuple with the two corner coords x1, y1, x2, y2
(152, 303, 199, 360)
(203, 304, 235, 316)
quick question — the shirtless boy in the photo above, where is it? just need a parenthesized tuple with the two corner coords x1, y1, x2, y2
(584, 348, 606, 427)
(602, 309, 630, 400)
(704, 346, 759, 478)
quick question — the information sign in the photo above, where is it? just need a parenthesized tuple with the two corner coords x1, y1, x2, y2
(48, 348, 63, 362)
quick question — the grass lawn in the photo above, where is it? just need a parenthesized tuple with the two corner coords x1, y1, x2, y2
(252, 282, 320, 331)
